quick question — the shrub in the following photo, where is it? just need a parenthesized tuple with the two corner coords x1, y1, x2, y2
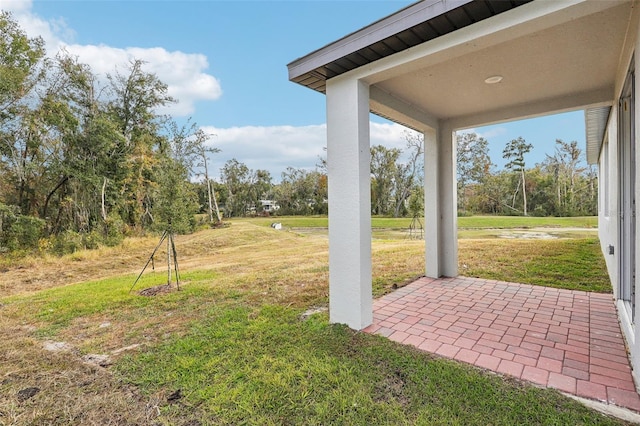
(83, 230, 103, 250)
(50, 230, 84, 256)
(103, 213, 125, 247)
(13, 215, 46, 249)
(0, 203, 45, 251)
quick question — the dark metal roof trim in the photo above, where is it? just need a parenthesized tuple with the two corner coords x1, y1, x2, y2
(288, 0, 533, 94)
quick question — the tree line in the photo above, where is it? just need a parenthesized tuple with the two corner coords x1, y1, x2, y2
(457, 132, 597, 217)
(207, 126, 599, 221)
(202, 130, 425, 220)
(0, 12, 210, 253)
(0, 12, 596, 256)
(0, 12, 335, 254)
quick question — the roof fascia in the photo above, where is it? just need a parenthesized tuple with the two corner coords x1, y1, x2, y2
(287, 0, 473, 81)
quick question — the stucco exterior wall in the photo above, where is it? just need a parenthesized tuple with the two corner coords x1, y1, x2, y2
(598, 12, 640, 385)
(599, 109, 618, 300)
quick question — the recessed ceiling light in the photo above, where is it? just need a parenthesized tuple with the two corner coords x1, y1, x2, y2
(484, 75, 503, 84)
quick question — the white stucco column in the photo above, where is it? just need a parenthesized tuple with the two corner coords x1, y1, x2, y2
(424, 123, 458, 277)
(326, 77, 372, 330)
(424, 127, 440, 277)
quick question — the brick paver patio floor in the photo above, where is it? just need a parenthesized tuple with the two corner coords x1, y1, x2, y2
(363, 276, 640, 412)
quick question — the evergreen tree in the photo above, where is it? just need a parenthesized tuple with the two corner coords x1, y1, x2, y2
(503, 137, 533, 215)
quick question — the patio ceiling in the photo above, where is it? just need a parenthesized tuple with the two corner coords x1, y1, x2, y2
(371, 1, 629, 120)
(288, 0, 634, 160)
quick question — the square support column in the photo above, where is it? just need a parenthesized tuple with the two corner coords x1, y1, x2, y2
(424, 124, 458, 277)
(326, 77, 372, 330)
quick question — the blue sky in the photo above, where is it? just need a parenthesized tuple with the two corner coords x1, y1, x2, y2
(3, 0, 586, 179)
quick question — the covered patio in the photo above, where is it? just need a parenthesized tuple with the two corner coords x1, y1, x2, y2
(288, 0, 632, 329)
(364, 276, 640, 413)
(287, 0, 640, 415)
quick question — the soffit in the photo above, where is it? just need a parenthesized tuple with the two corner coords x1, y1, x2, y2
(288, 0, 632, 162)
(371, 2, 630, 123)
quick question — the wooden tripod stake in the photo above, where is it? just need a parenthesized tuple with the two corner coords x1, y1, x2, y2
(130, 229, 181, 293)
(408, 215, 424, 240)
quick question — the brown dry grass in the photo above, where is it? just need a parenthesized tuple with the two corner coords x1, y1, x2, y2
(0, 312, 158, 425)
(0, 221, 611, 425)
(0, 237, 156, 297)
(458, 238, 611, 292)
(2, 222, 419, 425)
(1, 223, 332, 298)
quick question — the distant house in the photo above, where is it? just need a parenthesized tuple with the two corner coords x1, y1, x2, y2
(260, 200, 280, 214)
(288, 0, 640, 383)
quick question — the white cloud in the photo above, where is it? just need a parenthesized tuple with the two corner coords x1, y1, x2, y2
(201, 124, 327, 179)
(65, 44, 222, 116)
(0, 2, 419, 178)
(1, 0, 34, 14)
(2, 1, 221, 117)
(201, 121, 417, 180)
(370, 121, 418, 150)
(464, 126, 508, 140)
(1, 0, 74, 51)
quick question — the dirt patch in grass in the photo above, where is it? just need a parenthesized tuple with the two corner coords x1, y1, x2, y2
(374, 369, 410, 407)
(0, 316, 158, 425)
(138, 284, 175, 297)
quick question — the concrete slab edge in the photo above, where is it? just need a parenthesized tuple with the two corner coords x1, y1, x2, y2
(566, 394, 640, 424)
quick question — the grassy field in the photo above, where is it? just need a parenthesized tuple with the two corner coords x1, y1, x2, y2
(241, 215, 598, 230)
(242, 215, 599, 240)
(457, 215, 597, 229)
(0, 217, 623, 424)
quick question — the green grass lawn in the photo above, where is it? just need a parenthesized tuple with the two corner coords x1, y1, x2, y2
(117, 304, 622, 425)
(0, 218, 623, 424)
(457, 215, 597, 229)
(4, 275, 623, 425)
(459, 238, 611, 293)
